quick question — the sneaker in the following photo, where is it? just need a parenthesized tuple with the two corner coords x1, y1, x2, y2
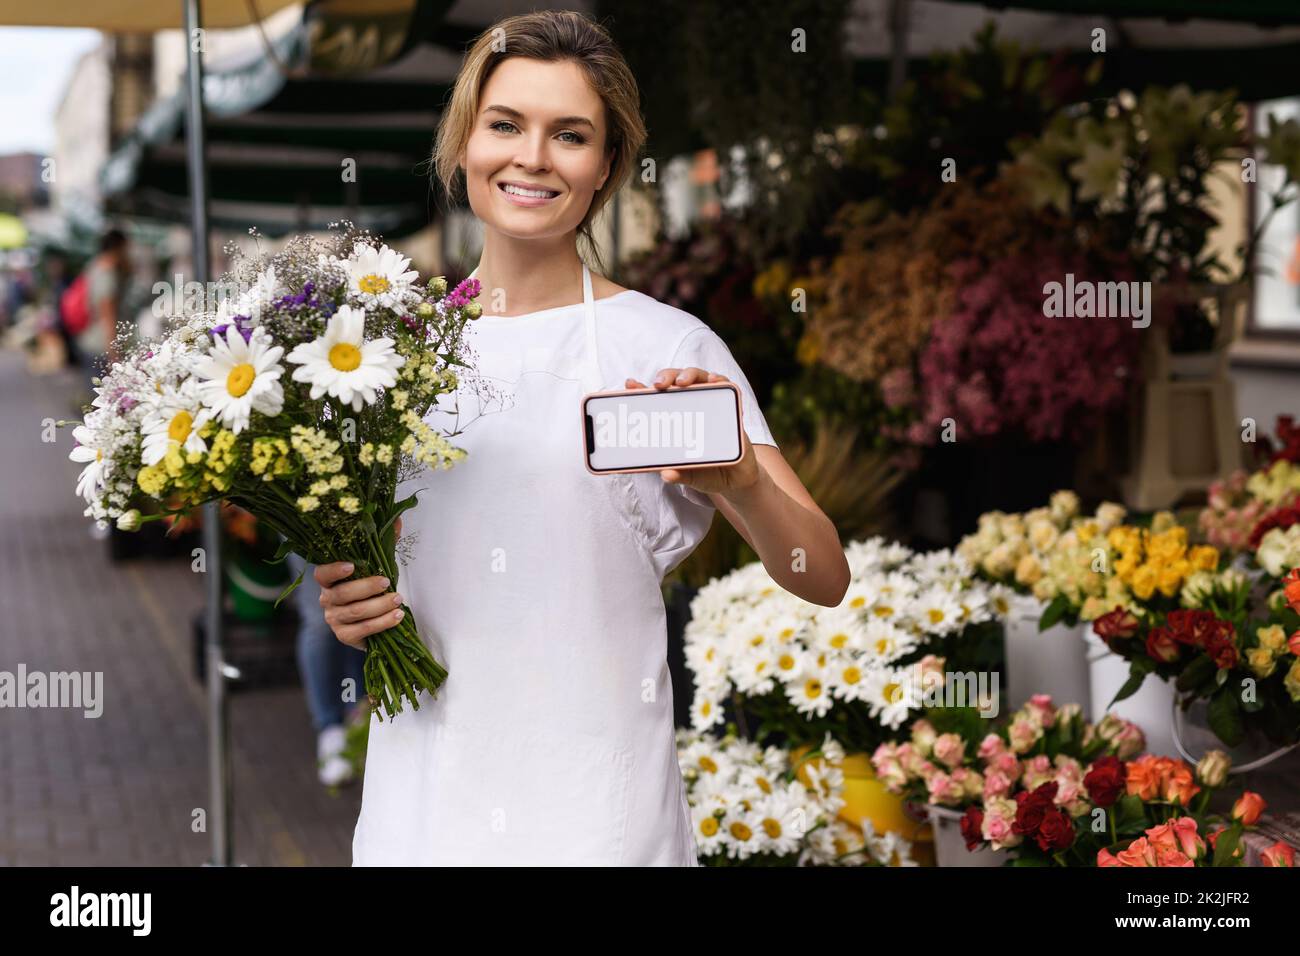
(316, 724, 354, 787)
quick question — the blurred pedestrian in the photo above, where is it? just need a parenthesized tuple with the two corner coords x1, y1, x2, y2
(286, 550, 368, 787)
(76, 227, 133, 387)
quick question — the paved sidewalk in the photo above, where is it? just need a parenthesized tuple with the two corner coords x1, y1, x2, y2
(0, 349, 361, 865)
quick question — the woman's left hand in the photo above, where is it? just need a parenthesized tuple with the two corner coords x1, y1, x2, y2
(623, 367, 761, 499)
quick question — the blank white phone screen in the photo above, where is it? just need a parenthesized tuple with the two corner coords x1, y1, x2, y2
(585, 385, 742, 472)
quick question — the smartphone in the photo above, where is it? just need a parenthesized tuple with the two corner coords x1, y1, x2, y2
(582, 382, 744, 475)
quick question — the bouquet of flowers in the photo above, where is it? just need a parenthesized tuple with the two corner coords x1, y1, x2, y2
(64, 228, 482, 720)
(958, 490, 1129, 612)
(684, 537, 1011, 753)
(871, 695, 1146, 814)
(876, 698, 1294, 866)
(676, 726, 913, 866)
(1092, 566, 1300, 748)
(968, 752, 1287, 867)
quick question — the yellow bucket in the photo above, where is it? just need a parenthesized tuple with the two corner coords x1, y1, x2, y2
(792, 744, 934, 865)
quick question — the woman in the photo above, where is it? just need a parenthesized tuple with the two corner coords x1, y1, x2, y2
(315, 10, 850, 866)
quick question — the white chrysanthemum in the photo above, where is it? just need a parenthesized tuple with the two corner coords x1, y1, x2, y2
(191, 326, 285, 434)
(140, 381, 213, 465)
(285, 304, 405, 412)
(69, 423, 110, 503)
(342, 242, 418, 308)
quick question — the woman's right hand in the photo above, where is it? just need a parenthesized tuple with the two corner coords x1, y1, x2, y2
(314, 517, 403, 650)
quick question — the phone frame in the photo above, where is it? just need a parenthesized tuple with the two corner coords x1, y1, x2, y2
(580, 381, 745, 476)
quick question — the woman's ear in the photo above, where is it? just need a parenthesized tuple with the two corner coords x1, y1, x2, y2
(597, 148, 615, 191)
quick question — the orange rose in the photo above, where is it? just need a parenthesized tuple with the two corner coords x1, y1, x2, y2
(1283, 568, 1300, 614)
(1126, 756, 1164, 801)
(1162, 762, 1202, 806)
(1232, 791, 1267, 826)
(1262, 841, 1295, 867)
(1116, 836, 1157, 866)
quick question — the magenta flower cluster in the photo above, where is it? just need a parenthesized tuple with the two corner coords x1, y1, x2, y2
(891, 252, 1141, 446)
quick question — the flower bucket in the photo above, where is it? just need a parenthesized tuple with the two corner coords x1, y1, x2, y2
(1172, 695, 1300, 772)
(792, 746, 932, 861)
(1003, 597, 1091, 718)
(1082, 626, 1178, 756)
(927, 805, 1007, 867)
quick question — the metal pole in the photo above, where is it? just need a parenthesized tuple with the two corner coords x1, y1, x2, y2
(182, 0, 233, 867)
(888, 0, 910, 102)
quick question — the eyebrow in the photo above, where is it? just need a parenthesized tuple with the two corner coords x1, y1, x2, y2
(482, 104, 596, 131)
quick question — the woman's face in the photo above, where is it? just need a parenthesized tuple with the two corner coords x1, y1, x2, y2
(460, 57, 613, 241)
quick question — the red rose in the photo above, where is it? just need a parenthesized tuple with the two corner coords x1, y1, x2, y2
(1036, 808, 1075, 852)
(1013, 782, 1059, 836)
(1146, 626, 1181, 663)
(1205, 623, 1239, 669)
(1167, 609, 1216, 648)
(1084, 755, 1126, 808)
(1248, 501, 1300, 550)
(1094, 607, 1140, 648)
(960, 806, 985, 851)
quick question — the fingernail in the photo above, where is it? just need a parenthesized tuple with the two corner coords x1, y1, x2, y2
(394, 609, 404, 621)
(341, 562, 354, 573)
(393, 593, 403, 606)
(654, 372, 668, 384)
(676, 372, 689, 383)
(379, 577, 389, 588)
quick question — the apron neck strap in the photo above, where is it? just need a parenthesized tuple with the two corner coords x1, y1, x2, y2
(464, 261, 602, 392)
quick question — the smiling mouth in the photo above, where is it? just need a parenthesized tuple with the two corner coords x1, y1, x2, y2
(498, 182, 561, 199)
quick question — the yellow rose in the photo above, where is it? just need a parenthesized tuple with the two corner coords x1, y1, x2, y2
(1131, 564, 1157, 601)
(1248, 648, 1276, 679)
(1157, 564, 1184, 598)
(1257, 624, 1288, 653)
(1150, 511, 1178, 534)
(1015, 554, 1043, 586)
(1189, 545, 1220, 572)
(1286, 661, 1300, 703)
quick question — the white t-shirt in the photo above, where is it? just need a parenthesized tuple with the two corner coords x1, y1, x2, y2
(351, 287, 777, 866)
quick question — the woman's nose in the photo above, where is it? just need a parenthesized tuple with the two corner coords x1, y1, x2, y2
(514, 135, 551, 171)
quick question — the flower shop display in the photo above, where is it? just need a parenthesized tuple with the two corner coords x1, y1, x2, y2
(64, 228, 482, 720)
(877, 698, 1294, 866)
(1090, 563, 1300, 760)
(872, 695, 1146, 866)
(684, 536, 1010, 842)
(676, 726, 913, 866)
(1010, 87, 1300, 508)
(958, 490, 1133, 713)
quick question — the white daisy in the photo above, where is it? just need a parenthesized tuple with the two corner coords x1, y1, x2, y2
(69, 423, 110, 503)
(191, 325, 285, 434)
(342, 242, 418, 308)
(140, 381, 213, 465)
(285, 305, 405, 412)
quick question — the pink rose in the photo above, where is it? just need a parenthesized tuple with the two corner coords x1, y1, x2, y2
(933, 733, 966, 769)
(977, 733, 1007, 760)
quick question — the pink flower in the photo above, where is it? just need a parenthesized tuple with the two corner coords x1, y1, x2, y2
(933, 733, 966, 769)
(977, 733, 1007, 760)
(981, 798, 1023, 850)
(1025, 694, 1057, 727)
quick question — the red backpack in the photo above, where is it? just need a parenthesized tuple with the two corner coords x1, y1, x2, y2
(61, 272, 91, 336)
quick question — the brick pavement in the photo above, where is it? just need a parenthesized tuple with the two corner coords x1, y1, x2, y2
(0, 349, 361, 865)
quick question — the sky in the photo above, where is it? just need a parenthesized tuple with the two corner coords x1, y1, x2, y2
(0, 27, 102, 155)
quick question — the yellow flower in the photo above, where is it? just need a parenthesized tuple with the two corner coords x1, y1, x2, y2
(1249, 648, 1278, 679)
(1156, 564, 1183, 598)
(1131, 564, 1157, 600)
(1189, 546, 1219, 572)
(1286, 661, 1300, 703)
(297, 495, 320, 513)
(1257, 624, 1288, 653)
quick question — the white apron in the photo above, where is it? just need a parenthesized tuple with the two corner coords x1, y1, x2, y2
(351, 263, 701, 866)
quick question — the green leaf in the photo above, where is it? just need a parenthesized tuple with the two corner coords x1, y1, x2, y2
(1038, 594, 1071, 631)
(378, 491, 420, 541)
(1108, 661, 1151, 708)
(274, 564, 307, 609)
(1211, 822, 1243, 867)
(264, 536, 296, 565)
(1207, 685, 1245, 747)
(1175, 655, 1216, 693)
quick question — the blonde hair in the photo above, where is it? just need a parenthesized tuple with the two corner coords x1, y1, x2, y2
(432, 10, 647, 273)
